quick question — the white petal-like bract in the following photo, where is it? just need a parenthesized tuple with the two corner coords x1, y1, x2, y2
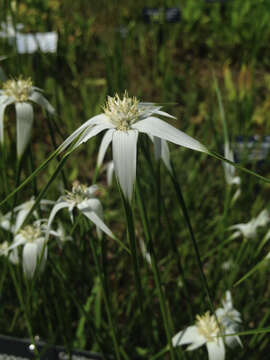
(133, 116, 207, 153)
(112, 130, 138, 201)
(206, 340, 225, 360)
(16, 102, 34, 157)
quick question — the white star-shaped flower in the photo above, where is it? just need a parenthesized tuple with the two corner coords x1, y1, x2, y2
(0, 76, 55, 157)
(59, 92, 207, 202)
(47, 181, 113, 239)
(172, 311, 225, 360)
(172, 292, 243, 360)
(3, 219, 50, 278)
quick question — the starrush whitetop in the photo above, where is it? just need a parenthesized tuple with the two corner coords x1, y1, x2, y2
(172, 291, 242, 360)
(0, 76, 55, 157)
(59, 92, 207, 201)
(47, 181, 114, 239)
(172, 311, 225, 359)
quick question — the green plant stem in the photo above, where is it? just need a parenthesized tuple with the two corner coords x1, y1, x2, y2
(0, 144, 9, 197)
(160, 196, 193, 321)
(0, 146, 62, 208)
(208, 150, 270, 184)
(21, 154, 69, 229)
(155, 161, 162, 230)
(10, 158, 23, 232)
(88, 235, 122, 360)
(119, 186, 144, 315)
(28, 145, 38, 197)
(169, 163, 216, 316)
(136, 179, 179, 360)
(45, 115, 68, 189)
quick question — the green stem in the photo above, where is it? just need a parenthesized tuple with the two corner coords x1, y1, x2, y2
(45, 115, 68, 189)
(0, 144, 9, 197)
(160, 196, 193, 321)
(28, 145, 38, 197)
(136, 180, 179, 360)
(170, 163, 216, 316)
(20, 154, 69, 229)
(208, 150, 270, 185)
(119, 185, 144, 315)
(89, 235, 122, 360)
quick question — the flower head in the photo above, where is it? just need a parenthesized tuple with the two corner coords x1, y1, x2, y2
(172, 311, 225, 360)
(2, 220, 49, 278)
(64, 181, 98, 205)
(59, 91, 207, 202)
(172, 292, 242, 360)
(47, 181, 113, 239)
(3, 77, 33, 102)
(0, 75, 55, 157)
(196, 311, 220, 342)
(103, 91, 140, 130)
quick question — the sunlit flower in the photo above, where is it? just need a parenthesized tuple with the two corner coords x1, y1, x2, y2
(59, 92, 207, 201)
(0, 76, 55, 157)
(47, 181, 113, 239)
(216, 291, 242, 348)
(229, 209, 269, 240)
(172, 311, 225, 360)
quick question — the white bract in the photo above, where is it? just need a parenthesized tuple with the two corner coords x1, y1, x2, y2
(59, 92, 207, 201)
(47, 181, 113, 239)
(172, 292, 242, 360)
(172, 311, 225, 360)
(229, 209, 269, 240)
(216, 291, 242, 348)
(0, 197, 53, 234)
(48, 222, 73, 248)
(139, 238, 151, 266)
(2, 220, 50, 278)
(0, 76, 55, 157)
(105, 161, 115, 187)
